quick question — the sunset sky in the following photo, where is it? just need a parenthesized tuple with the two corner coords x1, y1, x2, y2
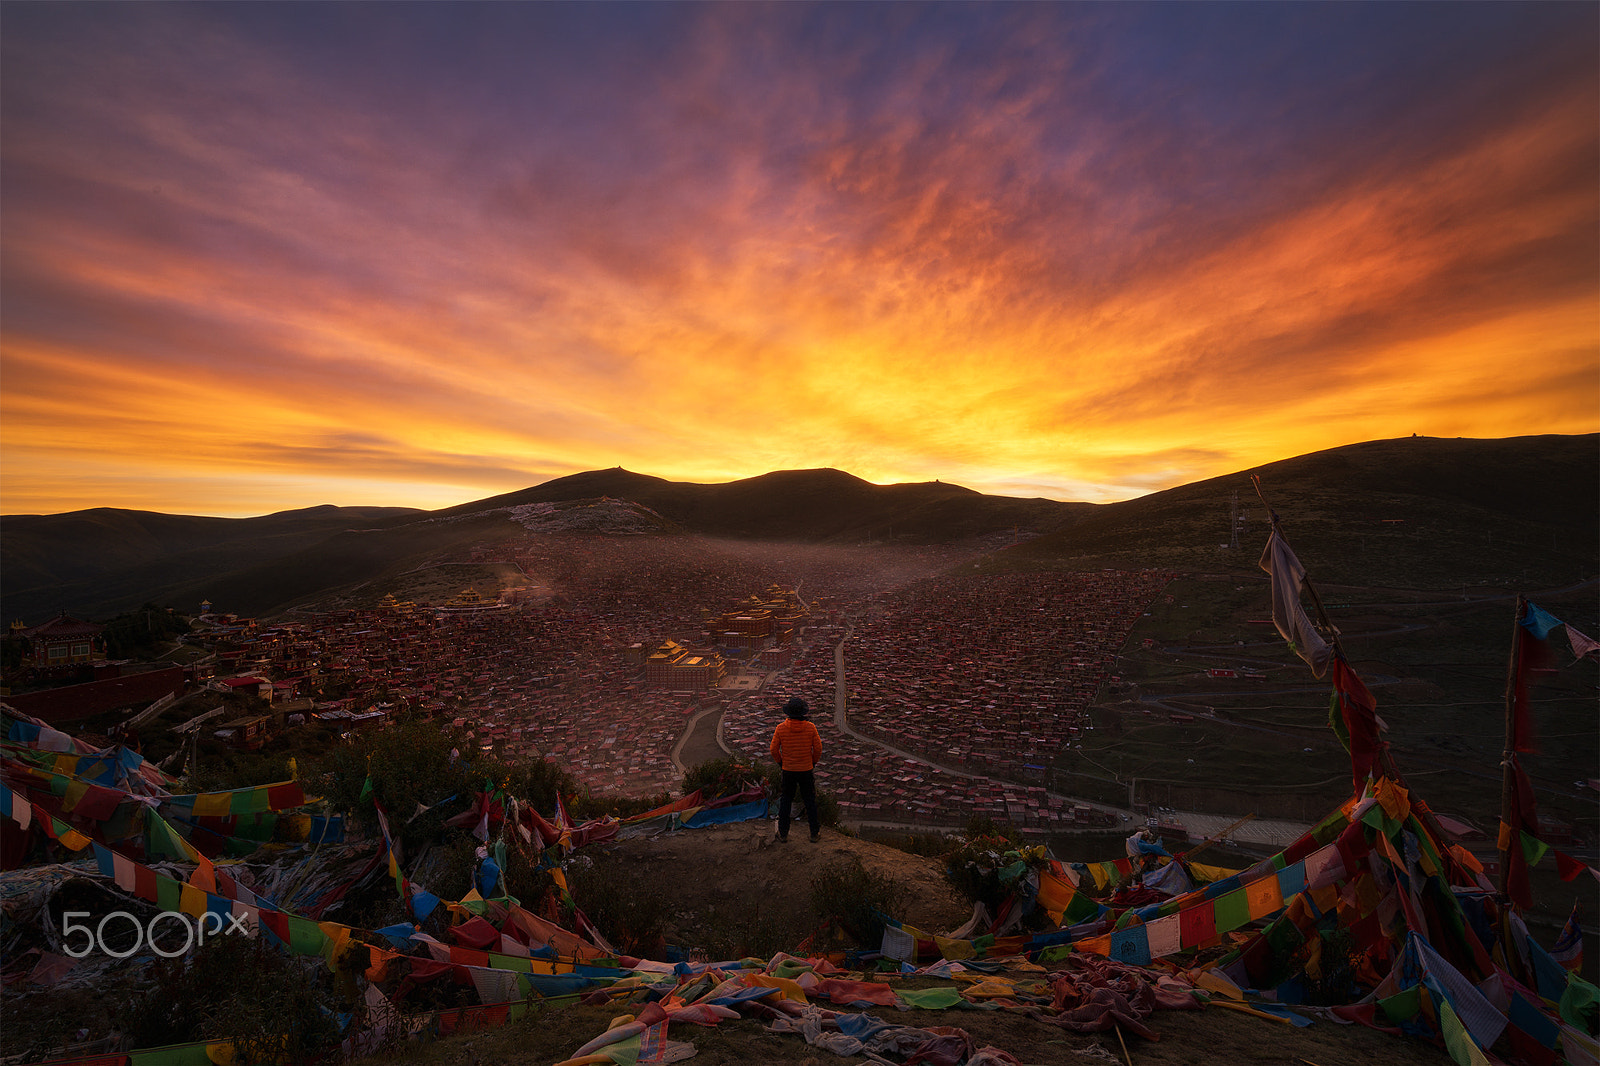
(3, 3, 1596, 518)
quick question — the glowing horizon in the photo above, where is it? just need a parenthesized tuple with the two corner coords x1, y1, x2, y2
(3, 4, 1596, 519)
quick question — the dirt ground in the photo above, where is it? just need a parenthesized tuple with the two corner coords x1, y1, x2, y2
(584, 818, 974, 954)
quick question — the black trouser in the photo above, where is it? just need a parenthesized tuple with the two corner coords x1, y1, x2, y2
(778, 769, 819, 838)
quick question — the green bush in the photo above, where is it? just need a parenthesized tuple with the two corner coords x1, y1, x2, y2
(120, 935, 340, 1064)
(485, 755, 583, 813)
(567, 789, 674, 822)
(810, 856, 907, 949)
(943, 831, 1026, 910)
(857, 829, 952, 857)
(310, 721, 475, 843)
(683, 756, 766, 799)
(964, 814, 1018, 843)
(308, 722, 583, 851)
(566, 859, 669, 958)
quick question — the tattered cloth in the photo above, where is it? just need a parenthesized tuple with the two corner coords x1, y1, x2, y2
(1043, 954, 1202, 1040)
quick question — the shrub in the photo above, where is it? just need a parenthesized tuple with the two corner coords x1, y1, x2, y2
(309, 722, 583, 851)
(683, 756, 766, 799)
(120, 935, 340, 1064)
(566, 859, 669, 958)
(567, 789, 674, 822)
(943, 825, 1029, 910)
(964, 814, 1018, 843)
(810, 856, 907, 949)
(310, 720, 476, 844)
(484, 755, 582, 813)
(858, 829, 953, 858)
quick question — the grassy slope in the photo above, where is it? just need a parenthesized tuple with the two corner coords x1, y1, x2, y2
(995, 434, 1597, 590)
(1, 505, 423, 622)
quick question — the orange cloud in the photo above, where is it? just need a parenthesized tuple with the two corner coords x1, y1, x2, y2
(2, 5, 1595, 515)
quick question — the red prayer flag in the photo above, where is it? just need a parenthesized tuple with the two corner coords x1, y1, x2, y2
(1332, 658, 1381, 793)
(1555, 850, 1587, 882)
(266, 783, 305, 810)
(1179, 900, 1216, 949)
(259, 910, 291, 944)
(133, 863, 159, 903)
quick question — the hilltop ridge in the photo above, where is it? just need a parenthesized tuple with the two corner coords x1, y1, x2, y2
(2, 434, 1593, 623)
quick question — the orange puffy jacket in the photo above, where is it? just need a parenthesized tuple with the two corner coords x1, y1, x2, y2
(769, 718, 822, 771)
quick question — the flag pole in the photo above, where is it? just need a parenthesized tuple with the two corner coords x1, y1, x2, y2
(1496, 594, 1527, 904)
(1250, 476, 1346, 660)
(1252, 476, 1497, 905)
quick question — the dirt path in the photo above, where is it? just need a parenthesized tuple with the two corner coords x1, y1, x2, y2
(672, 704, 731, 775)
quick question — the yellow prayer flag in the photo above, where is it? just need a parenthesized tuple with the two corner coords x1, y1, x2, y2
(935, 936, 976, 961)
(179, 882, 208, 919)
(1035, 869, 1077, 925)
(57, 826, 91, 851)
(193, 792, 234, 819)
(61, 779, 89, 812)
(747, 974, 809, 1002)
(1189, 862, 1243, 884)
(1375, 777, 1410, 824)
(1245, 876, 1283, 919)
(1310, 884, 1340, 914)
(1075, 934, 1111, 957)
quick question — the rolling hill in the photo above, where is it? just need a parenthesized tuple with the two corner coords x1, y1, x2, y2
(995, 433, 1597, 589)
(0, 471, 1090, 623)
(1, 434, 1593, 624)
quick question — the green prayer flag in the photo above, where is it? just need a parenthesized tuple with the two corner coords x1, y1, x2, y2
(155, 874, 182, 914)
(1519, 831, 1550, 868)
(1213, 888, 1251, 933)
(1328, 689, 1352, 753)
(1361, 801, 1400, 837)
(487, 953, 534, 973)
(898, 986, 965, 1010)
(1063, 890, 1102, 924)
(1437, 997, 1490, 1066)
(1560, 972, 1599, 1032)
(129, 1043, 217, 1066)
(286, 915, 328, 956)
(1379, 985, 1422, 1024)
(144, 810, 191, 861)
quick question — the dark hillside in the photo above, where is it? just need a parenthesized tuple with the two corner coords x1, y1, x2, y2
(151, 512, 525, 618)
(996, 435, 1597, 589)
(1, 505, 422, 623)
(5, 435, 1590, 623)
(434, 466, 1090, 543)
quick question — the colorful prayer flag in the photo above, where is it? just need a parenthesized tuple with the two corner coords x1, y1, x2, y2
(1552, 903, 1584, 973)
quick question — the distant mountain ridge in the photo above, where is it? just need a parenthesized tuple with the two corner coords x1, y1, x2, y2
(2, 434, 1594, 623)
(444, 466, 1082, 543)
(0, 469, 1089, 622)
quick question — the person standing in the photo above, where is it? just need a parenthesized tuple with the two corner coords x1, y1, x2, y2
(769, 696, 823, 843)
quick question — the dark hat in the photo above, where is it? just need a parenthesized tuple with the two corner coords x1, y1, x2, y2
(783, 697, 809, 718)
